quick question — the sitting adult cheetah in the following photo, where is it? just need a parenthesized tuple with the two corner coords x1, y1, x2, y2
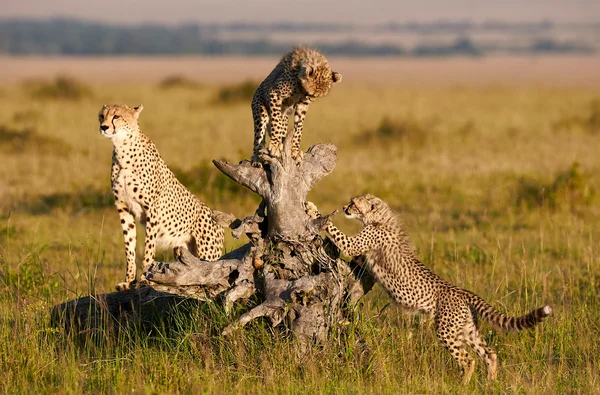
(99, 104, 231, 292)
(306, 195, 552, 383)
(251, 46, 342, 165)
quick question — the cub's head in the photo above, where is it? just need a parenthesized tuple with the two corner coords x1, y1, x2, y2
(293, 46, 342, 99)
(98, 104, 143, 140)
(343, 194, 396, 226)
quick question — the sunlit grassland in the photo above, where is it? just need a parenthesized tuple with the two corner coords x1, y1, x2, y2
(0, 75, 599, 393)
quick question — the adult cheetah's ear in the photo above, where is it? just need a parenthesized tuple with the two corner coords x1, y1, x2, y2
(133, 104, 144, 120)
(332, 71, 342, 84)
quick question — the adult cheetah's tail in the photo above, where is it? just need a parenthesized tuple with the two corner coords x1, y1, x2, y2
(467, 293, 552, 332)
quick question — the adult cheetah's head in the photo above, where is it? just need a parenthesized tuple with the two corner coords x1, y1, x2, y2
(98, 104, 143, 140)
(293, 47, 342, 99)
(343, 194, 396, 226)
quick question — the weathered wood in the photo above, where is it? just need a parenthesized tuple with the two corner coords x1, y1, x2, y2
(52, 133, 374, 345)
(214, 136, 337, 241)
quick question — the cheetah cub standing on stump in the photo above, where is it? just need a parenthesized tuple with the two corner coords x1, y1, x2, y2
(99, 104, 231, 292)
(306, 195, 552, 383)
(251, 46, 342, 165)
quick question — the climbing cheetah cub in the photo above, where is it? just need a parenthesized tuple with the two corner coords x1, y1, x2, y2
(305, 195, 552, 383)
(251, 46, 341, 165)
(99, 104, 229, 292)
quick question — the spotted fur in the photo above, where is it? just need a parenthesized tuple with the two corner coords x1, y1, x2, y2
(306, 196, 552, 382)
(99, 104, 228, 292)
(251, 46, 342, 165)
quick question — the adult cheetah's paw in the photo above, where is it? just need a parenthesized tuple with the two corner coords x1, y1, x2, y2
(115, 280, 135, 292)
(305, 201, 321, 219)
(138, 274, 151, 287)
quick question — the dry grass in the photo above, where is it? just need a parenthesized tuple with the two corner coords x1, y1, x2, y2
(0, 62, 599, 393)
(1, 56, 600, 87)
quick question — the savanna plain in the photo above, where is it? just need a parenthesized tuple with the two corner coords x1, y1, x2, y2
(0, 56, 599, 394)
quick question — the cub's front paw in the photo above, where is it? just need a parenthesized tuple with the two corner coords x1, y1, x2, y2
(292, 149, 304, 165)
(267, 144, 282, 158)
(305, 201, 321, 219)
(250, 155, 263, 168)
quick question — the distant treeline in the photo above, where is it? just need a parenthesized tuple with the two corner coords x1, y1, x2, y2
(0, 18, 595, 56)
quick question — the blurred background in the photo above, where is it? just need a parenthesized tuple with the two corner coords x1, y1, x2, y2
(0, 0, 599, 84)
(1, 2, 600, 393)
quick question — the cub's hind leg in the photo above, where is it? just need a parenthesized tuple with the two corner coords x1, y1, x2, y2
(435, 301, 476, 383)
(464, 321, 498, 381)
(436, 325, 475, 383)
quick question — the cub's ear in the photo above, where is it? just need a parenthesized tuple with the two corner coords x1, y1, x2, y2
(332, 71, 342, 84)
(303, 65, 314, 78)
(133, 104, 144, 119)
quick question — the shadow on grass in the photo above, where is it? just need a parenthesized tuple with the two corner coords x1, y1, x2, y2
(0, 125, 71, 155)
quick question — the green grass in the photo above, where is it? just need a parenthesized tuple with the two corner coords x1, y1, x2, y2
(0, 76, 599, 393)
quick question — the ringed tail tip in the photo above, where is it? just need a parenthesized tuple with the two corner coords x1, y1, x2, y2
(541, 305, 552, 316)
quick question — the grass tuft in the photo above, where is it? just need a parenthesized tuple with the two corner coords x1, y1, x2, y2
(16, 189, 113, 215)
(0, 124, 71, 155)
(515, 162, 596, 211)
(173, 162, 258, 204)
(553, 98, 600, 134)
(356, 115, 435, 149)
(25, 76, 93, 101)
(158, 75, 203, 90)
(214, 80, 258, 104)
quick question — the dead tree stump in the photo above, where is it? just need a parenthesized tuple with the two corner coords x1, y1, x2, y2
(52, 136, 375, 345)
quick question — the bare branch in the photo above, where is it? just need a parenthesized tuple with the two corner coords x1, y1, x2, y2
(213, 159, 268, 196)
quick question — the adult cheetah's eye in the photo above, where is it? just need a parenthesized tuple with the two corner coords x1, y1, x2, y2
(99, 115, 104, 121)
(113, 115, 121, 120)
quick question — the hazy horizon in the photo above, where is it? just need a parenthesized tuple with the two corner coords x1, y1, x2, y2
(1, 0, 599, 25)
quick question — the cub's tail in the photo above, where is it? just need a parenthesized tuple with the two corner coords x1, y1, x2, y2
(468, 292, 552, 332)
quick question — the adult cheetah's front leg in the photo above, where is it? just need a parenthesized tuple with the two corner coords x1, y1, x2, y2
(115, 203, 137, 292)
(140, 206, 159, 283)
